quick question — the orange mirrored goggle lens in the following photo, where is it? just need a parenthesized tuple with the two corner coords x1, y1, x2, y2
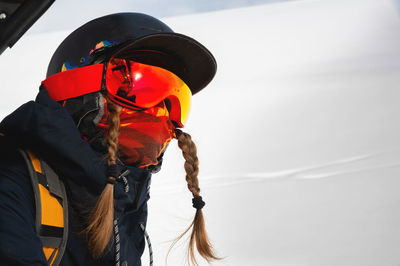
(105, 58, 191, 127)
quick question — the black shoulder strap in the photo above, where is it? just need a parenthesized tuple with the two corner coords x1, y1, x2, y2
(19, 149, 68, 266)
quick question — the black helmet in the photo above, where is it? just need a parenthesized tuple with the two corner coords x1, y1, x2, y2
(47, 12, 217, 95)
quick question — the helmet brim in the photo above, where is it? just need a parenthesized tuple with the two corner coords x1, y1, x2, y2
(110, 32, 217, 95)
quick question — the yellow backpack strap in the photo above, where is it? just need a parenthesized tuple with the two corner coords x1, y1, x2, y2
(19, 149, 68, 266)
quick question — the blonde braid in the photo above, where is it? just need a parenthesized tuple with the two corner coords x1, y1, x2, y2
(85, 99, 121, 258)
(169, 129, 221, 266)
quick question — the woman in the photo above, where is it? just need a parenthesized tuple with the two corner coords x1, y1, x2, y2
(0, 13, 219, 266)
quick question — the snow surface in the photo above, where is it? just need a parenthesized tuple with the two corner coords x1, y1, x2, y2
(1, 0, 400, 265)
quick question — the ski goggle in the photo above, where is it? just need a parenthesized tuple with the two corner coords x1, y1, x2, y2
(42, 58, 192, 127)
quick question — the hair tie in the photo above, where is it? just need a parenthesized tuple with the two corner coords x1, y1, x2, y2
(107, 177, 116, 185)
(107, 164, 119, 178)
(192, 196, 205, 210)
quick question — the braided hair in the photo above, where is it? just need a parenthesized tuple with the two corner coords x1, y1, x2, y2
(85, 99, 121, 258)
(170, 129, 221, 265)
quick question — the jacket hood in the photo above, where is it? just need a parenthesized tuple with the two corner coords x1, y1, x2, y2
(0, 88, 151, 216)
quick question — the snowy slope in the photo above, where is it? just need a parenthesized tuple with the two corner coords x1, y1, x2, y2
(1, 0, 400, 265)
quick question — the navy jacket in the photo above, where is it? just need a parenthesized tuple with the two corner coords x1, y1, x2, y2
(0, 89, 152, 265)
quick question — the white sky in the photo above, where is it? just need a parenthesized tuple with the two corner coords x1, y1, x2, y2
(28, 0, 296, 34)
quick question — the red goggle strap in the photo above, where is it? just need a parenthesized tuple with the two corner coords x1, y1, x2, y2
(41, 64, 104, 101)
